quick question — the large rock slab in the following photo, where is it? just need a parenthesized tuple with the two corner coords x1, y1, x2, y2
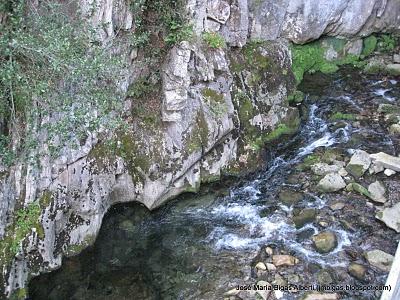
(346, 150, 371, 178)
(249, 0, 400, 43)
(317, 173, 346, 193)
(376, 203, 400, 233)
(370, 152, 400, 172)
(365, 249, 394, 272)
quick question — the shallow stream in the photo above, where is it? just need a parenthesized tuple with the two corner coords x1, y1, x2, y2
(29, 69, 400, 300)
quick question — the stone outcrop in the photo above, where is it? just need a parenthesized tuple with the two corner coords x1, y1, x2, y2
(248, 0, 400, 43)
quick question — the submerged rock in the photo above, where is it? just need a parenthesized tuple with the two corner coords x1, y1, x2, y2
(272, 255, 299, 267)
(367, 181, 387, 203)
(346, 150, 371, 178)
(312, 231, 338, 254)
(317, 270, 333, 284)
(370, 152, 400, 172)
(330, 202, 345, 211)
(316, 173, 346, 193)
(292, 208, 317, 228)
(278, 189, 303, 206)
(376, 203, 400, 233)
(348, 263, 367, 281)
(365, 249, 394, 272)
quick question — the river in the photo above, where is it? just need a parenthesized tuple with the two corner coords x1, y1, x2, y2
(29, 68, 400, 300)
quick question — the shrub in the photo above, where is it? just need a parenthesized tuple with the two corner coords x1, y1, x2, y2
(202, 32, 226, 49)
(0, 1, 125, 164)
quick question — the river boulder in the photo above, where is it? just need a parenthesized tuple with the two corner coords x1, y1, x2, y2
(278, 189, 303, 206)
(311, 163, 341, 176)
(312, 231, 338, 253)
(365, 249, 394, 272)
(317, 173, 346, 193)
(376, 203, 400, 233)
(348, 263, 367, 281)
(346, 150, 371, 178)
(292, 208, 317, 228)
(367, 181, 387, 203)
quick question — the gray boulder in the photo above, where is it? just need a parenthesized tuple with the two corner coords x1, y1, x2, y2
(346, 150, 371, 178)
(317, 173, 346, 193)
(311, 163, 341, 176)
(367, 181, 387, 203)
(365, 249, 394, 272)
(370, 152, 400, 172)
(376, 203, 400, 233)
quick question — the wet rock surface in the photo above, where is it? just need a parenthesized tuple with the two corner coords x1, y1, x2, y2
(29, 69, 400, 299)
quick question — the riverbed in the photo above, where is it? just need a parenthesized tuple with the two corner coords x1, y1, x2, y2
(29, 68, 400, 300)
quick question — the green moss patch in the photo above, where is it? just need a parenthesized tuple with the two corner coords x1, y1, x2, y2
(329, 112, 357, 121)
(0, 202, 43, 265)
(201, 88, 224, 103)
(292, 37, 372, 84)
(291, 42, 339, 84)
(10, 288, 27, 300)
(202, 32, 225, 49)
(346, 183, 371, 198)
(288, 90, 305, 103)
(362, 35, 377, 56)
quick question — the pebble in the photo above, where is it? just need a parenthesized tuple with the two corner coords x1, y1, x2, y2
(265, 247, 273, 256)
(384, 168, 396, 176)
(255, 262, 267, 270)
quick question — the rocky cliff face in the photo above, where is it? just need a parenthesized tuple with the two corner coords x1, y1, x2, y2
(0, 0, 399, 298)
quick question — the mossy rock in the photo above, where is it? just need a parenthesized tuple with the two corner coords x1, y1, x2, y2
(378, 103, 400, 114)
(9, 288, 27, 300)
(312, 231, 338, 253)
(288, 90, 304, 104)
(293, 208, 317, 229)
(362, 35, 377, 57)
(279, 189, 303, 206)
(346, 182, 372, 198)
(330, 112, 357, 121)
(346, 164, 366, 179)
